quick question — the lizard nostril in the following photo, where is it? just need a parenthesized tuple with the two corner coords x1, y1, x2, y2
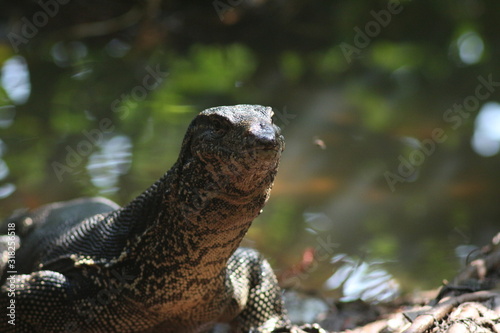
(248, 122, 279, 149)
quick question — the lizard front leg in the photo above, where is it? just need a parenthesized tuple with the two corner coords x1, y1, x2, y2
(1, 270, 77, 333)
(225, 248, 326, 333)
(225, 248, 288, 332)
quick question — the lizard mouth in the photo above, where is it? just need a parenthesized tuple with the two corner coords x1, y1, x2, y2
(246, 133, 285, 153)
(243, 146, 282, 162)
(252, 146, 280, 152)
(245, 143, 282, 154)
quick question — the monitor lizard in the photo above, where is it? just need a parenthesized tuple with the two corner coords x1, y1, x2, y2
(0, 105, 325, 333)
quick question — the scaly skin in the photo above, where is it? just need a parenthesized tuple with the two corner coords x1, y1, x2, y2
(0, 105, 325, 333)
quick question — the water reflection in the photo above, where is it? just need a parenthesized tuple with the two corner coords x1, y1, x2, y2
(325, 254, 400, 304)
(471, 102, 500, 156)
(0, 184, 15, 199)
(86, 135, 133, 194)
(0, 159, 8, 180)
(105, 39, 131, 58)
(0, 139, 13, 199)
(457, 31, 484, 65)
(454, 244, 480, 267)
(0, 106, 16, 128)
(51, 41, 89, 68)
(1, 56, 30, 105)
(304, 212, 333, 232)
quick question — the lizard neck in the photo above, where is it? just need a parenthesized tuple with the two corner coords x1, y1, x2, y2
(131, 157, 271, 258)
(112, 157, 275, 310)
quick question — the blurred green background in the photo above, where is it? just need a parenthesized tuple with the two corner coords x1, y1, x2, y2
(1, 0, 499, 301)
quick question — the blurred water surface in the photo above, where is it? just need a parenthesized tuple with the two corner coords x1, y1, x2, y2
(1, 0, 500, 301)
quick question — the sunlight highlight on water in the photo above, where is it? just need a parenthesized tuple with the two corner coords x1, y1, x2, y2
(1, 56, 30, 104)
(471, 102, 500, 156)
(0, 184, 15, 199)
(325, 255, 400, 304)
(86, 135, 133, 194)
(457, 31, 484, 65)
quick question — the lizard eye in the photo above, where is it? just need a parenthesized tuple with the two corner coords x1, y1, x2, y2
(211, 118, 227, 138)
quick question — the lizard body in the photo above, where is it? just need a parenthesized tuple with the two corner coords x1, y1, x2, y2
(0, 105, 323, 333)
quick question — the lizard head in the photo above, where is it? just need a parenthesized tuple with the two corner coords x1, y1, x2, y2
(180, 105, 284, 198)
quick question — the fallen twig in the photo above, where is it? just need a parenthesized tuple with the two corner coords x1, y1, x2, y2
(403, 291, 498, 333)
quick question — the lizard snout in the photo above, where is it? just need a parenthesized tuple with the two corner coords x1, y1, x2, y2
(248, 122, 283, 152)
